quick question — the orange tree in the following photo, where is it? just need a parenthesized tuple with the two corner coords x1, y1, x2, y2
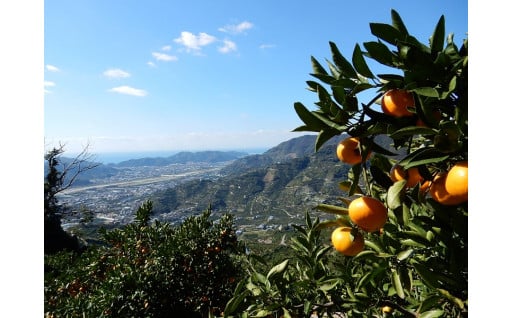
(225, 9, 467, 317)
(44, 202, 244, 317)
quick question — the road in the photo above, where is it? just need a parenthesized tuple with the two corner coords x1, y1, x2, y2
(61, 167, 221, 194)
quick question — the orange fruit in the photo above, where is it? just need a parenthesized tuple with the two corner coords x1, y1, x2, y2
(389, 164, 424, 188)
(331, 226, 364, 256)
(430, 172, 467, 205)
(348, 196, 388, 232)
(445, 161, 468, 200)
(381, 89, 415, 117)
(382, 306, 394, 314)
(336, 137, 371, 165)
(416, 110, 442, 127)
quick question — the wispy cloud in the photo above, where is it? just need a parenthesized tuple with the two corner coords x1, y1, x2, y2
(152, 52, 178, 62)
(218, 40, 237, 54)
(219, 21, 254, 34)
(108, 86, 148, 97)
(174, 31, 217, 53)
(147, 61, 156, 68)
(103, 68, 131, 79)
(259, 44, 276, 50)
(46, 64, 60, 72)
(161, 45, 171, 51)
(44, 81, 56, 94)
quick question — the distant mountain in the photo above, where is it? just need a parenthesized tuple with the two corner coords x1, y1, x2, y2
(149, 135, 353, 223)
(220, 134, 319, 175)
(43, 157, 119, 187)
(114, 151, 249, 167)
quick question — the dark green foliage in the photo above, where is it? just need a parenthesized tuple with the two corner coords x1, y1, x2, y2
(44, 202, 244, 317)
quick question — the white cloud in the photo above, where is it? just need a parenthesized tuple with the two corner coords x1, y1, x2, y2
(44, 81, 56, 87)
(103, 68, 131, 79)
(108, 86, 148, 97)
(219, 21, 254, 34)
(152, 52, 178, 62)
(174, 31, 217, 52)
(259, 44, 276, 50)
(46, 64, 60, 72)
(218, 40, 237, 54)
(161, 45, 171, 51)
(147, 61, 156, 68)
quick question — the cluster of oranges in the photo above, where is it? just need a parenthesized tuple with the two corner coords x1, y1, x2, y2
(330, 89, 468, 257)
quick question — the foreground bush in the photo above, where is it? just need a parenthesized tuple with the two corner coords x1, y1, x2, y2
(44, 201, 244, 317)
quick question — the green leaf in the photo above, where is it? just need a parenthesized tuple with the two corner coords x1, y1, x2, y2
(319, 279, 341, 292)
(391, 9, 409, 35)
(352, 44, 375, 78)
(267, 259, 289, 279)
(411, 261, 442, 289)
(387, 179, 406, 210)
(311, 56, 329, 76)
(293, 102, 324, 132)
(420, 310, 445, 318)
(363, 41, 395, 67)
(392, 269, 405, 299)
(430, 15, 445, 54)
(412, 87, 439, 98)
(369, 22, 403, 45)
(223, 290, 250, 316)
(315, 128, 340, 152)
(397, 249, 414, 261)
(389, 126, 438, 139)
(310, 111, 346, 131)
(329, 41, 357, 78)
(315, 203, 348, 215)
(399, 147, 450, 169)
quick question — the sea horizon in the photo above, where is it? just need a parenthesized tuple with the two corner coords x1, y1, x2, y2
(81, 148, 270, 165)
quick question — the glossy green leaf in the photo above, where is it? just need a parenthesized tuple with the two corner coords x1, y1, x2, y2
(389, 126, 438, 139)
(310, 56, 329, 76)
(387, 179, 406, 210)
(352, 44, 375, 78)
(315, 203, 348, 215)
(293, 102, 324, 132)
(420, 310, 445, 318)
(397, 249, 414, 261)
(363, 41, 395, 67)
(391, 9, 409, 35)
(430, 16, 445, 54)
(412, 87, 439, 98)
(392, 269, 405, 299)
(369, 22, 403, 45)
(329, 41, 357, 78)
(267, 259, 289, 279)
(315, 128, 340, 152)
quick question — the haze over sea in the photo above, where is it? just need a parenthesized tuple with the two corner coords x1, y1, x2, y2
(82, 148, 269, 165)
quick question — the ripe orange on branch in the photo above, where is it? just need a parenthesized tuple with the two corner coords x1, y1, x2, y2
(430, 171, 467, 205)
(348, 196, 388, 232)
(389, 164, 424, 188)
(445, 161, 468, 199)
(381, 89, 415, 117)
(331, 226, 364, 256)
(336, 137, 371, 165)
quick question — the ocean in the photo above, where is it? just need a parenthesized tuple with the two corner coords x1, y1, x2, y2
(90, 148, 269, 164)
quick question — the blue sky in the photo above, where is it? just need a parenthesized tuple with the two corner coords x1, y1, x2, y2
(43, 0, 468, 154)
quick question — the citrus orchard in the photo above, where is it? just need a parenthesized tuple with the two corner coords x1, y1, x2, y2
(331, 226, 364, 256)
(348, 196, 388, 232)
